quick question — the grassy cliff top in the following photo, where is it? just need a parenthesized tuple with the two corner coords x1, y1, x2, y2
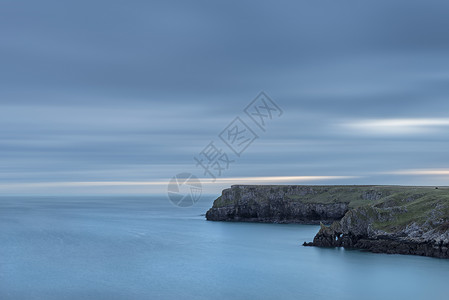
(213, 185, 449, 209)
(370, 190, 449, 232)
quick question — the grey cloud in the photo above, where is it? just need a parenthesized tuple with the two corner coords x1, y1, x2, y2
(1, 0, 449, 193)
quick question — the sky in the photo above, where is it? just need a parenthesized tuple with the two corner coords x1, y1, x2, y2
(1, 0, 449, 195)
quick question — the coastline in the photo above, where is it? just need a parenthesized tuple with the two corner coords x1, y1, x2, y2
(206, 185, 449, 259)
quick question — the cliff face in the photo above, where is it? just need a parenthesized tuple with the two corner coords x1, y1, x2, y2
(207, 185, 449, 258)
(206, 185, 350, 223)
(206, 185, 397, 224)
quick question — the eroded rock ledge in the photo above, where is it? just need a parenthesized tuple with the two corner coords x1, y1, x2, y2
(303, 205, 449, 258)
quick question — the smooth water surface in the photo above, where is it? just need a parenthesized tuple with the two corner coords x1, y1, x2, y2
(1, 196, 448, 300)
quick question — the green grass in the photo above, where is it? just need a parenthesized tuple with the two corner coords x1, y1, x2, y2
(372, 191, 449, 232)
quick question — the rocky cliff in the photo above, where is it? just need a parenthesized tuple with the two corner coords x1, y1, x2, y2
(207, 185, 449, 258)
(304, 187, 449, 258)
(206, 185, 400, 224)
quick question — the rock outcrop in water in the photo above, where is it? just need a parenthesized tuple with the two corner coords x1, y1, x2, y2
(207, 185, 449, 258)
(304, 199, 449, 258)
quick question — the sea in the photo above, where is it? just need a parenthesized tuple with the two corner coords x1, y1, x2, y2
(1, 195, 448, 300)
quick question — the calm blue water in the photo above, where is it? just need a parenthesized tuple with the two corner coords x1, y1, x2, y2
(1, 196, 449, 300)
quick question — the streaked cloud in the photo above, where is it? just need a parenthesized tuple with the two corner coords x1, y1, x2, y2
(341, 118, 449, 135)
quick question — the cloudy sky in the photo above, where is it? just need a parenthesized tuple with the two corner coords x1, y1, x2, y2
(1, 0, 449, 195)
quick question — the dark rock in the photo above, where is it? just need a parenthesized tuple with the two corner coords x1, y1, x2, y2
(305, 206, 449, 259)
(206, 185, 350, 224)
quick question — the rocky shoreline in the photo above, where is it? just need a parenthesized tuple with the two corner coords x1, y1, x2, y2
(303, 204, 449, 258)
(207, 185, 449, 259)
(304, 237, 449, 258)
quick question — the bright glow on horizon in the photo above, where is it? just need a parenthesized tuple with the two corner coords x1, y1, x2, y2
(2, 172, 449, 195)
(384, 169, 449, 176)
(0, 176, 362, 195)
(0, 176, 358, 189)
